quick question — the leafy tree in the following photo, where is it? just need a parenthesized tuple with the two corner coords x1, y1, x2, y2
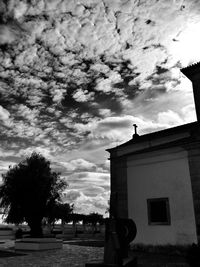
(67, 213, 85, 224)
(84, 213, 104, 234)
(46, 202, 73, 225)
(84, 212, 104, 224)
(65, 213, 85, 237)
(0, 152, 68, 237)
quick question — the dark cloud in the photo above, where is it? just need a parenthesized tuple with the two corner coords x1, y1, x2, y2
(98, 118, 132, 130)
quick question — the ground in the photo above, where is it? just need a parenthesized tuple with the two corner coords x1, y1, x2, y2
(0, 240, 103, 267)
(0, 240, 191, 267)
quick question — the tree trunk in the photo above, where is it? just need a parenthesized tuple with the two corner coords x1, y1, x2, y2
(73, 221, 77, 237)
(27, 217, 43, 238)
(61, 220, 65, 235)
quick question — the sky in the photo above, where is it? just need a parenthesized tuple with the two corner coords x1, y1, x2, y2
(0, 0, 199, 215)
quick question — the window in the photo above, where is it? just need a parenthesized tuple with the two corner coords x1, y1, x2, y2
(147, 198, 170, 225)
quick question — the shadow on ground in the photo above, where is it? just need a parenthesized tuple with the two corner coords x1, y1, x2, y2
(64, 239, 104, 247)
(0, 249, 26, 258)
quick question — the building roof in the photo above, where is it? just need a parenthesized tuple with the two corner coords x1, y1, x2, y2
(181, 62, 200, 79)
(107, 121, 199, 154)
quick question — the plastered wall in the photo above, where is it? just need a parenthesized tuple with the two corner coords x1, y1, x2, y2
(127, 148, 197, 245)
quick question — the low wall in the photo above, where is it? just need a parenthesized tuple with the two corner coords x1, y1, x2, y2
(0, 228, 14, 240)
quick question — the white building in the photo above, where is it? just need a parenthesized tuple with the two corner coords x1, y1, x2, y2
(107, 63, 200, 245)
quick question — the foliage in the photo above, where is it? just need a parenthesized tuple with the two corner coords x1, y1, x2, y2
(0, 152, 68, 237)
(58, 212, 104, 225)
(83, 212, 104, 225)
(58, 212, 105, 225)
(46, 201, 73, 224)
(65, 213, 85, 224)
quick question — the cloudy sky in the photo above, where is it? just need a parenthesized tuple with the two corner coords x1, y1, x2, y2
(0, 0, 199, 215)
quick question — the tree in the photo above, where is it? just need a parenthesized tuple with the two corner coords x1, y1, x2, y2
(0, 152, 68, 237)
(84, 212, 104, 234)
(46, 202, 73, 226)
(84, 212, 104, 224)
(105, 200, 110, 216)
(66, 213, 85, 237)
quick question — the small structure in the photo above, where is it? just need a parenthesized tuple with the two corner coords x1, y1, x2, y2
(107, 63, 200, 246)
(15, 237, 63, 251)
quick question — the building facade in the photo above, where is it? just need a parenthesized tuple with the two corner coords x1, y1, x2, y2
(107, 63, 200, 245)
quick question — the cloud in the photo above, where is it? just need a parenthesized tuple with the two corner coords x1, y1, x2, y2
(66, 171, 110, 186)
(59, 158, 98, 172)
(95, 72, 122, 94)
(181, 104, 196, 122)
(157, 110, 183, 126)
(61, 171, 110, 214)
(0, 24, 18, 44)
(65, 190, 109, 215)
(52, 88, 66, 103)
(82, 185, 105, 197)
(17, 104, 39, 124)
(0, 105, 10, 122)
(72, 88, 95, 102)
(62, 190, 81, 202)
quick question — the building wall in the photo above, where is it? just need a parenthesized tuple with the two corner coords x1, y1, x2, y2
(187, 145, 200, 235)
(127, 148, 197, 245)
(110, 156, 128, 218)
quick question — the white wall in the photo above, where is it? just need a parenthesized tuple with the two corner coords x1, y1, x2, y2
(127, 148, 197, 245)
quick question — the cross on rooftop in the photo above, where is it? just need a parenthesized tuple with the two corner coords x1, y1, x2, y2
(132, 123, 140, 140)
(133, 124, 138, 135)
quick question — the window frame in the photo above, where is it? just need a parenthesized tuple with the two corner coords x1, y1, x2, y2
(147, 197, 171, 226)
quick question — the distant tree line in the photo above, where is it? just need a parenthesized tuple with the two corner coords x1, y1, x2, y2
(47, 203, 105, 226)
